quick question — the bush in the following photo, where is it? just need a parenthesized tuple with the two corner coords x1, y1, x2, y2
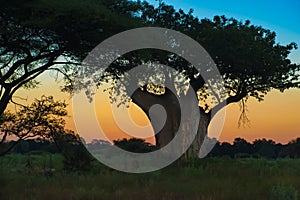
(113, 138, 156, 153)
(55, 132, 93, 172)
(61, 144, 93, 172)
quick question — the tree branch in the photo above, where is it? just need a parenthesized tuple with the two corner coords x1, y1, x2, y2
(0, 140, 21, 156)
(10, 96, 28, 110)
(52, 61, 80, 65)
(0, 131, 8, 144)
(10, 51, 61, 94)
(47, 67, 74, 83)
(1, 51, 60, 83)
(208, 87, 247, 119)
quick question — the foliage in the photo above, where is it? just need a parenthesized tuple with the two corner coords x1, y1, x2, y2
(2, 0, 295, 116)
(4, 136, 300, 160)
(0, 95, 92, 171)
(113, 138, 156, 153)
(270, 184, 298, 200)
(280, 138, 300, 158)
(208, 137, 300, 159)
(68, 0, 300, 156)
(6, 139, 60, 154)
(55, 131, 93, 172)
(0, 0, 141, 117)
(89, 1, 300, 115)
(0, 96, 68, 156)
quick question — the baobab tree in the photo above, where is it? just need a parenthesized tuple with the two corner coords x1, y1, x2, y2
(79, 3, 300, 158)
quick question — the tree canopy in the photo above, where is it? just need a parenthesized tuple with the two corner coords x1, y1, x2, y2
(96, 2, 300, 112)
(0, 0, 141, 116)
(74, 1, 300, 156)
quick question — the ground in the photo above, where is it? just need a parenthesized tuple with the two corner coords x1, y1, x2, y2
(0, 154, 299, 200)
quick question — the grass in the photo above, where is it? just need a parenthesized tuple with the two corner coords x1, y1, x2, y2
(0, 154, 300, 200)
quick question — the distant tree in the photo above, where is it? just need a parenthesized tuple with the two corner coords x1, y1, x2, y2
(86, 139, 111, 153)
(0, 96, 68, 156)
(90, 139, 112, 146)
(233, 137, 253, 156)
(280, 138, 300, 158)
(208, 141, 222, 157)
(7, 139, 56, 154)
(208, 137, 289, 159)
(113, 138, 156, 153)
(219, 142, 234, 158)
(207, 139, 236, 158)
(253, 139, 278, 159)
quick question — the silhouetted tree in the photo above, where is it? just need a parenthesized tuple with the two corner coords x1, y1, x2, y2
(114, 138, 156, 153)
(80, 2, 300, 157)
(253, 139, 279, 159)
(0, 0, 141, 119)
(10, 139, 59, 154)
(233, 138, 253, 156)
(0, 96, 68, 156)
(280, 138, 300, 158)
(0, 94, 93, 169)
(86, 139, 112, 154)
(209, 141, 236, 158)
(207, 137, 300, 159)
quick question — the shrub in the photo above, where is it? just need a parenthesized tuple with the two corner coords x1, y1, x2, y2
(61, 144, 93, 172)
(55, 132, 93, 172)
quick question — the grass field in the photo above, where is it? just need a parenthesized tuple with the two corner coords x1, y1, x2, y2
(0, 154, 299, 200)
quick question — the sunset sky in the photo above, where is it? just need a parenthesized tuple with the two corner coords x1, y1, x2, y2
(11, 0, 300, 144)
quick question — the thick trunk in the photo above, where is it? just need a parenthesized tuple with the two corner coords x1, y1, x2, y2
(131, 86, 211, 159)
(131, 87, 181, 148)
(184, 112, 210, 159)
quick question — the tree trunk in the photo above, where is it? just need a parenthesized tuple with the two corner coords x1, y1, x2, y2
(184, 112, 210, 159)
(131, 84, 212, 158)
(131, 86, 181, 148)
(0, 89, 12, 120)
(131, 86, 210, 159)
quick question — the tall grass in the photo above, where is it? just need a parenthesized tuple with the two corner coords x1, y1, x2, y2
(1, 154, 300, 200)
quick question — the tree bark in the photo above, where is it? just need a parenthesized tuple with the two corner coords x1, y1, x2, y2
(131, 86, 181, 148)
(131, 86, 211, 159)
(0, 88, 12, 120)
(184, 112, 210, 159)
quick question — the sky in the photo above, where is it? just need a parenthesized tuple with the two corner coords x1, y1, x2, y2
(149, 0, 300, 63)
(10, 0, 300, 144)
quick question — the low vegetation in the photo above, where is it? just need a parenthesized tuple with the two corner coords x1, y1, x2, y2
(4, 137, 300, 159)
(0, 153, 299, 200)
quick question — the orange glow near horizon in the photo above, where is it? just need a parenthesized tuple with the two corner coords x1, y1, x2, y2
(12, 72, 300, 144)
(93, 88, 155, 144)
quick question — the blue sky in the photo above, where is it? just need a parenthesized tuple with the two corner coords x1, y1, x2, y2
(148, 0, 300, 63)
